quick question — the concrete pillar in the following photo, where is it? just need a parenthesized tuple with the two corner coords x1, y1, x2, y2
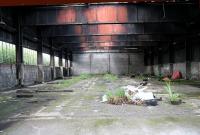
(50, 46, 55, 80)
(169, 44, 174, 75)
(158, 48, 162, 76)
(62, 52, 67, 77)
(66, 52, 71, 77)
(150, 48, 154, 75)
(16, 16, 24, 87)
(58, 51, 64, 79)
(144, 49, 152, 74)
(69, 52, 73, 76)
(185, 41, 191, 80)
(37, 39, 44, 83)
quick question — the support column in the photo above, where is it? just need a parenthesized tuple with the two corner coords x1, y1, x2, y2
(150, 48, 154, 75)
(63, 51, 68, 77)
(144, 49, 148, 66)
(186, 40, 191, 80)
(16, 15, 24, 87)
(66, 52, 69, 77)
(59, 51, 64, 79)
(169, 44, 174, 75)
(37, 38, 44, 83)
(69, 52, 73, 76)
(50, 45, 55, 80)
(158, 48, 162, 76)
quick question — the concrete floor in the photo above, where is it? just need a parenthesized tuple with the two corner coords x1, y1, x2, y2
(0, 76, 200, 135)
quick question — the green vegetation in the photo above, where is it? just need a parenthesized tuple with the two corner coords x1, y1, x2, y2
(0, 41, 16, 64)
(103, 73, 118, 81)
(43, 53, 50, 66)
(106, 91, 113, 99)
(54, 56, 59, 67)
(114, 88, 125, 98)
(164, 81, 182, 104)
(106, 88, 127, 105)
(106, 88, 125, 99)
(56, 73, 92, 88)
(23, 48, 37, 65)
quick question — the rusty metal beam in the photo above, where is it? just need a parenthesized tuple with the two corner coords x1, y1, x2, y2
(21, 4, 197, 26)
(59, 41, 163, 49)
(0, 1, 175, 6)
(39, 22, 189, 37)
(56, 40, 170, 45)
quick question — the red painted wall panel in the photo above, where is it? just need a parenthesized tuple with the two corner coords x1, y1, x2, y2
(97, 6, 117, 22)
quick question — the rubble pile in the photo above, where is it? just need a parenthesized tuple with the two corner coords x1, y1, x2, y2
(102, 79, 160, 106)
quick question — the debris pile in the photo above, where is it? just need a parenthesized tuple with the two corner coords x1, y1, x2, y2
(102, 79, 160, 106)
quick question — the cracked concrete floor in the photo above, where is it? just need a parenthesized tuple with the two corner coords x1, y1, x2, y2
(1, 76, 200, 135)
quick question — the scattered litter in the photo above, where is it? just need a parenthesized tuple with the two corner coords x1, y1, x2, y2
(102, 80, 161, 106)
(101, 95, 108, 102)
(171, 71, 182, 80)
(132, 92, 154, 101)
(145, 99, 158, 106)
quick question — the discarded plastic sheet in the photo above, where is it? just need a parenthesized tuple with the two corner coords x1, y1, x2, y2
(131, 92, 154, 100)
(101, 94, 108, 102)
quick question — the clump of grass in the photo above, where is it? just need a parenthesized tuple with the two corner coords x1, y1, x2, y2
(106, 88, 127, 105)
(79, 73, 92, 79)
(115, 88, 125, 98)
(56, 73, 92, 88)
(164, 81, 182, 104)
(103, 73, 118, 81)
(106, 91, 113, 99)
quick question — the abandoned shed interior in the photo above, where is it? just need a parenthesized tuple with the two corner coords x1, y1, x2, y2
(1, 0, 200, 134)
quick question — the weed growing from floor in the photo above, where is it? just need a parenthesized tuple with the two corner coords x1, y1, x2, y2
(56, 73, 92, 88)
(103, 73, 118, 81)
(164, 80, 182, 104)
(106, 88, 127, 105)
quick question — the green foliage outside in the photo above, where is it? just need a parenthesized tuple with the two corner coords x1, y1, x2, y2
(43, 53, 50, 66)
(103, 73, 118, 81)
(23, 48, 37, 65)
(54, 56, 59, 67)
(0, 41, 16, 64)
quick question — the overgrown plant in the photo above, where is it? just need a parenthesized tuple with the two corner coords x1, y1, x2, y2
(164, 81, 181, 104)
(56, 73, 92, 88)
(106, 88, 127, 105)
(114, 88, 125, 98)
(103, 73, 118, 81)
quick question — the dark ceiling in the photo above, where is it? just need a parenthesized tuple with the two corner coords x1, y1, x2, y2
(6, 1, 200, 52)
(0, 0, 196, 6)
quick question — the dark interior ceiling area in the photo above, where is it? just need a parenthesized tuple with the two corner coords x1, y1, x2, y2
(0, 1, 200, 53)
(0, 0, 198, 6)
